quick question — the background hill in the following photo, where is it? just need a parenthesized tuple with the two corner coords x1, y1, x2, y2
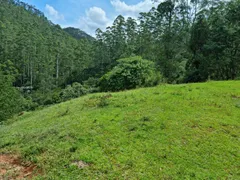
(1, 81, 239, 179)
(0, 0, 95, 90)
(64, 27, 95, 41)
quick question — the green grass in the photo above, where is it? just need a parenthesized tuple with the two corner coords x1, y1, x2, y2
(1, 81, 240, 179)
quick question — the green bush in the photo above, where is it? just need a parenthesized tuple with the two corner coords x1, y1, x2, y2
(22, 97, 38, 111)
(29, 89, 60, 106)
(83, 77, 100, 93)
(0, 72, 24, 121)
(99, 56, 161, 92)
(61, 82, 88, 101)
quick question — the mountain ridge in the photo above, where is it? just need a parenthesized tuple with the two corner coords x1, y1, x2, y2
(63, 27, 95, 41)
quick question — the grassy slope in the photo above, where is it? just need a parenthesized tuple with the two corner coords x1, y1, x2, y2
(0, 81, 240, 179)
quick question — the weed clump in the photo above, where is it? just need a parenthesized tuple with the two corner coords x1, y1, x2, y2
(83, 94, 112, 108)
(235, 102, 240, 108)
(140, 116, 151, 122)
(58, 107, 70, 117)
(98, 95, 110, 107)
(160, 122, 166, 130)
(69, 146, 77, 153)
(22, 145, 45, 162)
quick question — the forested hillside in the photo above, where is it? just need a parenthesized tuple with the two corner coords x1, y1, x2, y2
(95, 0, 240, 83)
(0, 0, 94, 89)
(64, 27, 95, 41)
(0, 0, 96, 117)
(0, 0, 240, 121)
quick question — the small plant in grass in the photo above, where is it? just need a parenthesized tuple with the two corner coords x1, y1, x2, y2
(235, 102, 240, 108)
(69, 146, 77, 153)
(160, 122, 166, 130)
(58, 107, 70, 117)
(83, 94, 112, 108)
(140, 116, 151, 122)
(98, 94, 112, 107)
(22, 145, 45, 162)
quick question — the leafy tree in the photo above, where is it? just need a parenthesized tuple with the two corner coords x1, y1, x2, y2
(186, 0, 240, 82)
(61, 82, 88, 101)
(0, 70, 24, 122)
(186, 13, 210, 82)
(100, 56, 161, 92)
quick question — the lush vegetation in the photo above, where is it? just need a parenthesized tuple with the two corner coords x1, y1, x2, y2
(0, 0, 96, 121)
(0, 71, 24, 121)
(0, 1, 240, 178)
(0, 0, 240, 121)
(0, 81, 239, 179)
(63, 27, 95, 41)
(95, 0, 240, 83)
(100, 56, 161, 91)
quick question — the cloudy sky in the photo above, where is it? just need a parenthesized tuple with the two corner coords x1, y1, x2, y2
(21, 0, 157, 36)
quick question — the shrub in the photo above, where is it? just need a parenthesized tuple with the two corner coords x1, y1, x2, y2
(61, 82, 88, 101)
(22, 97, 38, 111)
(0, 72, 24, 121)
(83, 77, 100, 93)
(99, 56, 161, 92)
(29, 88, 61, 106)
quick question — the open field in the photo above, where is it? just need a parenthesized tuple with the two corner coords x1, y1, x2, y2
(1, 81, 240, 179)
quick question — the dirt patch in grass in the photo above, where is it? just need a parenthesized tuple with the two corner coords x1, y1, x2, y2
(0, 154, 40, 179)
(71, 160, 90, 169)
(231, 95, 240, 99)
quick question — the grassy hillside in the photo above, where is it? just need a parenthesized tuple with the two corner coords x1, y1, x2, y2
(0, 81, 240, 179)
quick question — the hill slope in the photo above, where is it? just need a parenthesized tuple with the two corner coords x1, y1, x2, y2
(0, 81, 240, 179)
(64, 27, 95, 41)
(0, 0, 94, 89)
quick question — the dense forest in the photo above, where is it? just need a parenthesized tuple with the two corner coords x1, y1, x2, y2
(0, 0, 240, 121)
(95, 0, 240, 83)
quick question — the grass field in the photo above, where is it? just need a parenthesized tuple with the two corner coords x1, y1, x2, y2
(0, 81, 240, 179)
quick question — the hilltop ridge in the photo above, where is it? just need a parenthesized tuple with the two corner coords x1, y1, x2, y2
(64, 27, 95, 41)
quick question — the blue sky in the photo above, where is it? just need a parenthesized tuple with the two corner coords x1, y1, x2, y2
(21, 0, 157, 36)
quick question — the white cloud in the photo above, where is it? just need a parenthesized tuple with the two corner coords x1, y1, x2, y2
(110, 0, 157, 18)
(45, 4, 65, 21)
(61, 1, 159, 37)
(78, 7, 112, 36)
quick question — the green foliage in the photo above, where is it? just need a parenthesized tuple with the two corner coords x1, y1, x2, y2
(0, 0, 97, 109)
(1, 0, 240, 121)
(0, 60, 19, 78)
(61, 82, 88, 101)
(100, 56, 161, 91)
(29, 89, 60, 106)
(0, 0, 94, 93)
(83, 77, 100, 93)
(63, 27, 94, 41)
(97, 94, 112, 107)
(94, 0, 240, 83)
(186, 0, 240, 82)
(0, 71, 24, 122)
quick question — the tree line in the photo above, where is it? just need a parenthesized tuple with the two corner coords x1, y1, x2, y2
(95, 0, 240, 83)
